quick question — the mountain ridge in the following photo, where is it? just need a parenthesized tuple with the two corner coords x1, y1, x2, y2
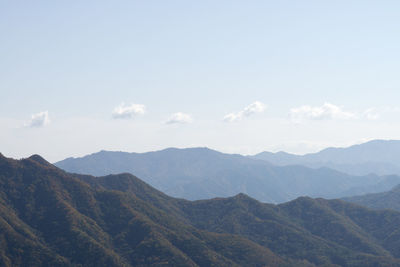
(0, 153, 287, 267)
(3, 153, 400, 266)
(55, 146, 400, 203)
(344, 184, 400, 212)
(253, 139, 400, 176)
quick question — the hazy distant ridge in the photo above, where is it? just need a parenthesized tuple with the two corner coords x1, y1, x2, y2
(253, 139, 400, 176)
(55, 146, 400, 203)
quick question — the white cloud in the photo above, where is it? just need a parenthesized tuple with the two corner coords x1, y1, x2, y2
(223, 101, 266, 122)
(363, 108, 380, 120)
(362, 106, 400, 120)
(290, 103, 357, 122)
(166, 112, 193, 124)
(26, 111, 50, 128)
(112, 103, 145, 119)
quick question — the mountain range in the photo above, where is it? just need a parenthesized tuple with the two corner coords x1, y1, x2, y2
(253, 139, 400, 176)
(0, 153, 284, 266)
(344, 184, 400, 212)
(55, 145, 400, 203)
(3, 153, 400, 266)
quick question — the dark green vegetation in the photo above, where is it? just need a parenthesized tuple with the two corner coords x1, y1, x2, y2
(2, 153, 400, 266)
(0, 153, 285, 267)
(253, 139, 400, 176)
(55, 147, 400, 203)
(344, 184, 400, 211)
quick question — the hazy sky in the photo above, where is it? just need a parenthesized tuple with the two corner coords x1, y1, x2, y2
(2, 1, 400, 161)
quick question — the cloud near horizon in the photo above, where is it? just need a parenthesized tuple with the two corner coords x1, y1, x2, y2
(223, 101, 266, 122)
(26, 111, 50, 128)
(363, 108, 380, 120)
(290, 103, 357, 122)
(165, 112, 193, 124)
(112, 103, 146, 119)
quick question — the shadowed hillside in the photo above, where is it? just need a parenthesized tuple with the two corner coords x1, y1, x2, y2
(0, 154, 285, 267)
(2, 153, 400, 266)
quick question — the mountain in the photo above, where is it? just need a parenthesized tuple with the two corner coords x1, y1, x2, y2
(3, 154, 400, 266)
(180, 195, 400, 266)
(253, 139, 400, 176)
(0, 153, 285, 267)
(55, 147, 400, 203)
(344, 184, 400, 211)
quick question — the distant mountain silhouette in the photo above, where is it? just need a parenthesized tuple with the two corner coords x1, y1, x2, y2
(55, 147, 400, 203)
(253, 139, 400, 176)
(344, 184, 400, 212)
(3, 153, 400, 266)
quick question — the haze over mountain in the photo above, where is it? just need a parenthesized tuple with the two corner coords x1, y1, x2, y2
(5, 1, 400, 266)
(344, 184, 400, 212)
(3, 153, 400, 266)
(55, 147, 400, 203)
(253, 139, 400, 176)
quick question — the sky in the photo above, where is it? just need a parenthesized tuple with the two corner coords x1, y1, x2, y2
(1, 1, 400, 162)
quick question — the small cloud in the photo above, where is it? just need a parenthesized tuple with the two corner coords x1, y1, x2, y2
(223, 113, 240, 123)
(223, 101, 266, 122)
(290, 103, 357, 122)
(363, 108, 380, 120)
(26, 111, 50, 128)
(166, 112, 193, 124)
(362, 106, 400, 120)
(112, 103, 145, 119)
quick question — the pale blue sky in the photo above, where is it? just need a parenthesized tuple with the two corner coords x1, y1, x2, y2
(1, 1, 400, 161)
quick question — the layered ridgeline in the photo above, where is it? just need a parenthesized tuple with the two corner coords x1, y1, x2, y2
(0, 153, 285, 267)
(55, 148, 400, 203)
(344, 184, 400, 211)
(2, 154, 400, 266)
(253, 139, 400, 176)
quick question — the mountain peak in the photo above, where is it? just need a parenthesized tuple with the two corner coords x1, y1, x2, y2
(232, 193, 257, 202)
(234, 192, 250, 198)
(28, 154, 52, 167)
